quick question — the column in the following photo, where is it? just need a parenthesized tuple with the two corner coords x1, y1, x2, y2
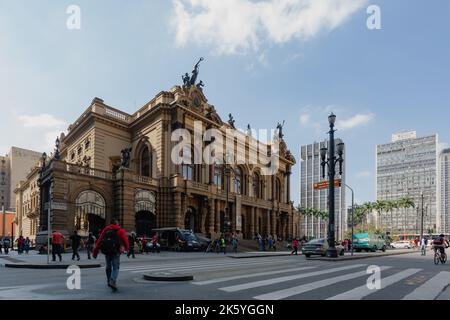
(266, 209, 271, 236)
(250, 207, 255, 238)
(271, 210, 276, 236)
(208, 198, 215, 236)
(215, 200, 220, 234)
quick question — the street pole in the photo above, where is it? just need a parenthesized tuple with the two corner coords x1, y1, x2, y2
(420, 193, 424, 241)
(47, 185, 51, 264)
(2, 205, 5, 240)
(327, 118, 337, 258)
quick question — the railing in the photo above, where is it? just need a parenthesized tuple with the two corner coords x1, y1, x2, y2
(186, 180, 210, 192)
(132, 174, 158, 187)
(105, 107, 129, 122)
(65, 163, 113, 180)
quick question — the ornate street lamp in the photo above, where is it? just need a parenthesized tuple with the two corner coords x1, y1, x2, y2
(320, 113, 345, 258)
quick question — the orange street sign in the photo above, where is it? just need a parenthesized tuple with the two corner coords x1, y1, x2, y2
(314, 179, 342, 190)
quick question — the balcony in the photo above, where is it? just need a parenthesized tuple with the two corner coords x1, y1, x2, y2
(65, 163, 113, 180)
(132, 173, 158, 187)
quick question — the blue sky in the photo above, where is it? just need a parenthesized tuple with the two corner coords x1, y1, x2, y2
(1, 0, 449, 206)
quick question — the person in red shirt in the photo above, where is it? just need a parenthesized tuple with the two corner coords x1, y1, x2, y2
(93, 219, 129, 292)
(51, 231, 65, 262)
(291, 238, 299, 255)
(151, 234, 160, 253)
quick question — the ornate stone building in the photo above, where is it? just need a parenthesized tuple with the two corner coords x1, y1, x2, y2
(33, 78, 297, 242)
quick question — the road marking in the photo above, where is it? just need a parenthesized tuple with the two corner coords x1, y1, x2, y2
(193, 267, 317, 286)
(123, 259, 294, 273)
(403, 272, 450, 300)
(254, 266, 392, 300)
(220, 264, 367, 293)
(328, 268, 421, 300)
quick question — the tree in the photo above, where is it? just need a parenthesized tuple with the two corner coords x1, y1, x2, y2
(397, 197, 415, 236)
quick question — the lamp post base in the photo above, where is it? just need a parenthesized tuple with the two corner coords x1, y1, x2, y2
(326, 247, 338, 258)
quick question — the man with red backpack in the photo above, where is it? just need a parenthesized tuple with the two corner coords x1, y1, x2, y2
(93, 219, 129, 292)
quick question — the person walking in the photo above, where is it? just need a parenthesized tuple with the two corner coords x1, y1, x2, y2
(93, 219, 129, 292)
(16, 236, 25, 255)
(0, 239, 3, 254)
(420, 237, 427, 256)
(3, 237, 10, 254)
(86, 232, 96, 260)
(291, 238, 299, 256)
(231, 236, 238, 254)
(24, 237, 31, 254)
(127, 232, 137, 258)
(51, 230, 64, 262)
(151, 233, 160, 254)
(70, 231, 81, 261)
(220, 235, 226, 255)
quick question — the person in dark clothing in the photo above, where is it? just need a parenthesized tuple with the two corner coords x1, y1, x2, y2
(127, 232, 137, 259)
(70, 231, 81, 261)
(85, 232, 96, 260)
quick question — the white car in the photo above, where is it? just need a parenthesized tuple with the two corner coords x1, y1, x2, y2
(391, 241, 412, 249)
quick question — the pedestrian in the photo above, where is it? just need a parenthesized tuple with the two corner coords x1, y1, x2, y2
(3, 237, 11, 254)
(291, 238, 299, 255)
(151, 233, 160, 253)
(93, 219, 129, 292)
(142, 236, 149, 254)
(70, 230, 81, 261)
(16, 236, 25, 255)
(231, 236, 238, 254)
(127, 232, 137, 259)
(268, 236, 273, 250)
(0, 239, 3, 254)
(220, 235, 226, 255)
(420, 237, 427, 256)
(24, 237, 31, 254)
(51, 230, 65, 262)
(86, 232, 96, 260)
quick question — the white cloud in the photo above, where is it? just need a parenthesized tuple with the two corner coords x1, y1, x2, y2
(19, 114, 67, 128)
(299, 114, 310, 125)
(337, 113, 375, 130)
(356, 170, 371, 178)
(171, 0, 368, 55)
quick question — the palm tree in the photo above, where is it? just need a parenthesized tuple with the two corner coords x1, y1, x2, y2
(361, 202, 375, 231)
(384, 200, 397, 235)
(374, 200, 387, 233)
(397, 197, 415, 238)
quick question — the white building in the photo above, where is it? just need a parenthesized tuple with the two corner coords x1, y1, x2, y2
(438, 149, 450, 234)
(376, 131, 438, 235)
(299, 139, 346, 240)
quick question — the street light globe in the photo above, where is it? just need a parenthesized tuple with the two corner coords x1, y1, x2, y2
(337, 142, 345, 154)
(328, 113, 336, 125)
(320, 147, 328, 160)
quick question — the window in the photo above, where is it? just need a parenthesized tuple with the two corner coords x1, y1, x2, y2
(141, 146, 151, 177)
(71, 152, 75, 161)
(214, 165, 223, 188)
(276, 178, 282, 202)
(234, 167, 242, 195)
(85, 139, 91, 150)
(181, 146, 194, 181)
(253, 174, 260, 198)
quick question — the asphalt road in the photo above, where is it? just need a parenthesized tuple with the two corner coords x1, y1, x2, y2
(1, 250, 450, 300)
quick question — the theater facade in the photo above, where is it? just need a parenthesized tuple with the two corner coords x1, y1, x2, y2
(34, 77, 297, 241)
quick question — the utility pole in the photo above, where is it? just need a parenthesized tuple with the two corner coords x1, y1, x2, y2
(420, 193, 424, 241)
(2, 205, 5, 240)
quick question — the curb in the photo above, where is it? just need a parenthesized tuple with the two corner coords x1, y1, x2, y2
(142, 272, 194, 282)
(228, 253, 293, 259)
(307, 250, 415, 262)
(4, 263, 102, 269)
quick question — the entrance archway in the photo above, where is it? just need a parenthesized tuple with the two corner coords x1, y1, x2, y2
(136, 211, 156, 237)
(75, 190, 106, 238)
(135, 190, 157, 237)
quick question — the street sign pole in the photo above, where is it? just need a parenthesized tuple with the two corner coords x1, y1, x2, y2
(47, 187, 51, 265)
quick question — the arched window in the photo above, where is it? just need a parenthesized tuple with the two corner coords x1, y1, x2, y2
(235, 167, 242, 195)
(181, 147, 194, 181)
(140, 146, 151, 177)
(253, 174, 260, 198)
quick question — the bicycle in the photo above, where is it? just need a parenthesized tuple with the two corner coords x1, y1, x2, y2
(433, 245, 447, 265)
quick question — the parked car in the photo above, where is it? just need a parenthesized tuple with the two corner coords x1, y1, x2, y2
(152, 228, 202, 251)
(391, 241, 412, 249)
(353, 233, 387, 253)
(302, 239, 345, 258)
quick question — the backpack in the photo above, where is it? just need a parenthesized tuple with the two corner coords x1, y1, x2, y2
(100, 230, 120, 254)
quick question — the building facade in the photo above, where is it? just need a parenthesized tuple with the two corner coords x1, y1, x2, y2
(376, 131, 438, 234)
(29, 83, 297, 242)
(0, 209, 16, 239)
(299, 139, 346, 241)
(438, 149, 450, 234)
(0, 147, 42, 211)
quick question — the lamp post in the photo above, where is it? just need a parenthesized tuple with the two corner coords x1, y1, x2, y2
(2, 204, 5, 240)
(224, 152, 235, 235)
(320, 113, 344, 258)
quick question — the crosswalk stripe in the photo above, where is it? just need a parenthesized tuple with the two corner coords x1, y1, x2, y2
(402, 272, 450, 300)
(193, 267, 317, 286)
(125, 259, 294, 273)
(220, 264, 367, 293)
(122, 258, 293, 271)
(328, 268, 421, 300)
(254, 266, 392, 300)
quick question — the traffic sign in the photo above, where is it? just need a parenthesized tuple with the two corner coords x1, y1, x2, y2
(314, 179, 342, 190)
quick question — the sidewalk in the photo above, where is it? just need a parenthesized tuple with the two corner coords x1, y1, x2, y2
(0, 251, 101, 269)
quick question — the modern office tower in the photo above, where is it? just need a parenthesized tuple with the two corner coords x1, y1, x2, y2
(438, 148, 450, 234)
(376, 131, 438, 235)
(299, 139, 346, 241)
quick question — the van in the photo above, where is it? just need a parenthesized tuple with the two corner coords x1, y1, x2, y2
(352, 233, 387, 253)
(152, 228, 201, 251)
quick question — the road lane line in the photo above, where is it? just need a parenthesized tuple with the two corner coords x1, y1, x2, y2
(402, 271, 450, 300)
(220, 264, 367, 293)
(193, 267, 317, 286)
(328, 268, 421, 300)
(254, 266, 392, 300)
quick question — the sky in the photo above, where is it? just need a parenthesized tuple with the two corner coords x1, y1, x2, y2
(0, 0, 449, 206)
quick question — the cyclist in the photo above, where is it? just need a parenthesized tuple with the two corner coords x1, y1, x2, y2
(432, 234, 447, 255)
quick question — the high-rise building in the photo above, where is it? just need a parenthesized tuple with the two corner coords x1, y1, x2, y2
(0, 147, 42, 211)
(376, 131, 438, 235)
(299, 139, 346, 240)
(438, 149, 450, 234)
